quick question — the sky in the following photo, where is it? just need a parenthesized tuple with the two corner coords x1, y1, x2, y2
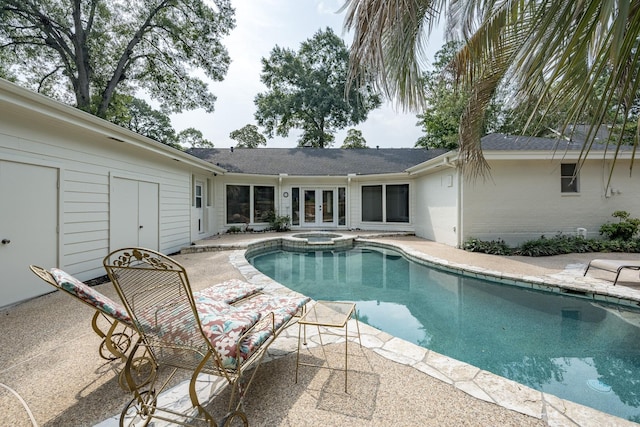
(171, 0, 445, 149)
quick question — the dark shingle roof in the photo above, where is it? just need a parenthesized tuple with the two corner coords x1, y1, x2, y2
(187, 147, 448, 176)
(481, 133, 631, 151)
(187, 134, 634, 176)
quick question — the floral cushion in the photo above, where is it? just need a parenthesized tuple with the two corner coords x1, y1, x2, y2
(49, 268, 131, 324)
(194, 279, 263, 304)
(230, 294, 311, 362)
(141, 294, 262, 370)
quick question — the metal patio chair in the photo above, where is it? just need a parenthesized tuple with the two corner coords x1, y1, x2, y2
(103, 247, 309, 427)
(584, 259, 640, 285)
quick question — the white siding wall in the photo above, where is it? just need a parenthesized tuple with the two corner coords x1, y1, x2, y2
(0, 98, 206, 282)
(413, 169, 459, 246)
(461, 159, 640, 246)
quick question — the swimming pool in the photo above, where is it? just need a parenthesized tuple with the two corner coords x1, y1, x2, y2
(248, 244, 640, 422)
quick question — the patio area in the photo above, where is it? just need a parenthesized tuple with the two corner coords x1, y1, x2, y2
(2, 232, 640, 426)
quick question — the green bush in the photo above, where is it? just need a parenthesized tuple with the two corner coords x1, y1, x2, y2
(600, 238, 640, 253)
(515, 234, 599, 257)
(227, 225, 242, 233)
(463, 238, 513, 255)
(266, 211, 291, 232)
(599, 210, 640, 240)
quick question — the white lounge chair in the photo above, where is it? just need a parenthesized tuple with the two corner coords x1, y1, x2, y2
(583, 259, 640, 285)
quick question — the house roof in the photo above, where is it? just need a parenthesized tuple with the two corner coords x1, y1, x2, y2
(187, 147, 449, 176)
(187, 133, 634, 177)
(481, 132, 631, 151)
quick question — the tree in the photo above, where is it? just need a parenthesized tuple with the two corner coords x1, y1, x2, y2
(177, 128, 213, 148)
(415, 41, 470, 150)
(107, 95, 211, 149)
(341, 128, 368, 148)
(0, 0, 235, 118)
(416, 41, 517, 150)
(229, 124, 267, 148)
(343, 1, 640, 180)
(254, 27, 381, 148)
(108, 96, 177, 144)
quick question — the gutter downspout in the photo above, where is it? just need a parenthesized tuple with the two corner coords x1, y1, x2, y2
(456, 165, 463, 248)
(443, 156, 463, 247)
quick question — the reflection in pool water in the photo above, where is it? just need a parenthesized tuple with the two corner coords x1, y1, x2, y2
(249, 245, 640, 422)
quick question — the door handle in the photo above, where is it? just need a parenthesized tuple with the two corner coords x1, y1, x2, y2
(1, 239, 10, 244)
(139, 225, 144, 229)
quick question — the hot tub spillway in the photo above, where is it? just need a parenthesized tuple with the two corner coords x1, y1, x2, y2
(285, 233, 353, 250)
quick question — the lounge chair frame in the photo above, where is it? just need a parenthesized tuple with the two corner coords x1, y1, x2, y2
(583, 259, 640, 285)
(103, 247, 308, 427)
(29, 265, 136, 364)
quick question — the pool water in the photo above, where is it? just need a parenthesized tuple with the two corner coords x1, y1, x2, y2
(249, 245, 640, 422)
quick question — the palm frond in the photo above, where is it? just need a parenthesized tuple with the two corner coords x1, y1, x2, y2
(343, 0, 443, 110)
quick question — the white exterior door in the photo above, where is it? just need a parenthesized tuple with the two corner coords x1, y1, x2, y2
(195, 181, 204, 234)
(110, 177, 158, 251)
(0, 161, 58, 307)
(302, 189, 335, 227)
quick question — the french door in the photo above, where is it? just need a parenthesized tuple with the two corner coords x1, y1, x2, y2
(303, 189, 335, 227)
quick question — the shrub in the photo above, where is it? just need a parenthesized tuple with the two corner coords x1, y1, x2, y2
(463, 238, 513, 255)
(599, 210, 640, 240)
(227, 225, 242, 233)
(600, 238, 640, 253)
(515, 234, 598, 257)
(266, 211, 291, 232)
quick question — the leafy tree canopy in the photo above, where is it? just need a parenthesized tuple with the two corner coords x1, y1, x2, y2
(254, 27, 381, 148)
(178, 128, 213, 149)
(0, 0, 235, 118)
(341, 128, 368, 148)
(229, 124, 267, 148)
(107, 95, 212, 149)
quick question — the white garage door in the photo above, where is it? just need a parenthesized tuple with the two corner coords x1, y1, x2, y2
(0, 161, 58, 307)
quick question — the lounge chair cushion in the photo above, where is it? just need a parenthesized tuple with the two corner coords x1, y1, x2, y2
(194, 279, 263, 304)
(232, 294, 311, 361)
(588, 259, 640, 271)
(141, 293, 262, 369)
(50, 268, 132, 324)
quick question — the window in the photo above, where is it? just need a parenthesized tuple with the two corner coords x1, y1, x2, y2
(226, 184, 275, 224)
(292, 188, 300, 225)
(195, 183, 203, 209)
(227, 185, 275, 224)
(361, 184, 409, 223)
(386, 184, 409, 222)
(226, 185, 250, 223)
(338, 187, 346, 226)
(254, 186, 275, 222)
(561, 163, 579, 193)
(362, 185, 383, 222)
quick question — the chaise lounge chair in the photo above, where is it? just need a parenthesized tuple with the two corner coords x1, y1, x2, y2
(29, 265, 270, 394)
(103, 247, 309, 427)
(583, 259, 640, 285)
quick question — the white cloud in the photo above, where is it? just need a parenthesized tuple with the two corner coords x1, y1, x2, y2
(171, 1, 443, 148)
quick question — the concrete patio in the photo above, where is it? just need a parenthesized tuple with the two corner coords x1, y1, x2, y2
(2, 232, 640, 426)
